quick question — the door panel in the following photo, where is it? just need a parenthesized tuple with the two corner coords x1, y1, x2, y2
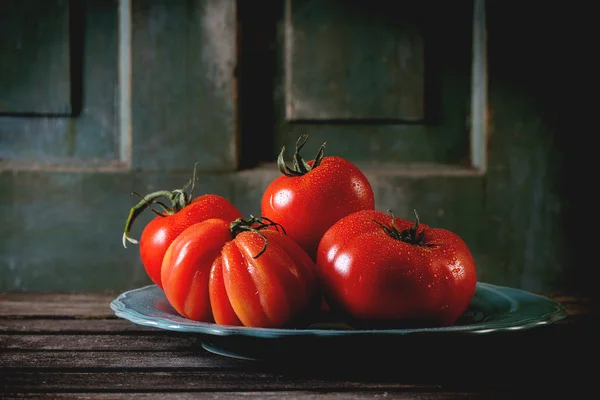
(285, 0, 424, 121)
(276, 0, 473, 167)
(0, 0, 239, 291)
(0, 0, 118, 166)
(0, 0, 72, 115)
(131, 0, 238, 172)
(0, 0, 587, 299)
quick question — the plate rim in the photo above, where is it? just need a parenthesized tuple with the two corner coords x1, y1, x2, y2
(109, 282, 568, 337)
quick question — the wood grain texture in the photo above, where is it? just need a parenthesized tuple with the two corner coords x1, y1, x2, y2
(0, 293, 117, 317)
(0, 351, 245, 369)
(0, 293, 595, 397)
(0, 0, 596, 303)
(1, 334, 200, 351)
(0, 393, 499, 400)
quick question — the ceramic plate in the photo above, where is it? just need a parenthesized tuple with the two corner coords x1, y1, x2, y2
(110, 282, 567, 360)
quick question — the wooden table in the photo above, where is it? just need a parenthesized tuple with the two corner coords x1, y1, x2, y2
(1, 291, 596, 399)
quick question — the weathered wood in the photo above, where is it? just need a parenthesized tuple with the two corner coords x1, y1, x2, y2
(0, 291, 588, 318)
(0, 371, 505, 392)
(0, 0, 118, 163)
(0, 351, 245, 369)
(0, 319, 153, 333)
(0, 170, 241, 292)
(0, 334, 201, 351)
(0, 293, 594, 397)
(285, 0, 424, 121)
(275, 0, 473, 165)
(131, 0, 238, 172)
(0, 0, 71, 115)
(0, 392, 497, 400)
(0, 0, 596, 308)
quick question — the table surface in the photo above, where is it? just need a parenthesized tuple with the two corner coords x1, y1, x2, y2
(0, 290, 596, 399)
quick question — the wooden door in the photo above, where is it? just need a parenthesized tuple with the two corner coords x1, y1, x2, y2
(1, 0, 240, 291)
(1, 0, 587, 297)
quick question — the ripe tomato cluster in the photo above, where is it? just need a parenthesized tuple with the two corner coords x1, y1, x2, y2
(122, 134, 477, 329)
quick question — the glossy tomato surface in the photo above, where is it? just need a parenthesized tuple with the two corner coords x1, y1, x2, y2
(139, 195, 242, 289)
(160, 218, 320, 328)
(316, 210, 477, 327)
(261, 156, 374, 260)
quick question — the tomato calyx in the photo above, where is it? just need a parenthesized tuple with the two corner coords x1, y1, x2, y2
(374, 209, 441, 247)
(229, 216, 286, 259)
(122, 164, 199, 248)
(277, 134, 326, 177)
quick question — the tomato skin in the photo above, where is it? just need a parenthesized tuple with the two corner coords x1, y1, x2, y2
(139, 195, 243, 289)
(261, 156, 374, 260)
(316, 210, 477, 327)
(161, 218, 320, 328)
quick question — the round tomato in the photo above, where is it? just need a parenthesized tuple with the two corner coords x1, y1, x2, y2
(122, 171, 243, 289)
(160, 216, 320, 328)
(316, 209, 477, 327)
(261, 134, 374, 261)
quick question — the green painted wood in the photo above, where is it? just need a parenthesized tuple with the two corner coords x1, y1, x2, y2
(0, 0, 118, 162)
(0, 170, 244, 292)
(276, 0, 472, 165)
(0, 0, 592, 302)
(0, 166, 560, 294)
(285, 0, 424, 121)
(0, 0, 71, 115)
(131, 0, 238, 172)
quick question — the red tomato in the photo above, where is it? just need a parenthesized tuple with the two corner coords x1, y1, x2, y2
(122, 172, 243, 289)
(316, 209, 477, 327)
(261, 134, 375, 261)
(160, 217, 320, 328)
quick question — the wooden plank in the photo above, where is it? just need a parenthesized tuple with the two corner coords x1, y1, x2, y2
(0, 392, 497, 399)
(285, 0, 424, 121)
(0, 293, 117, 317)
(0, 351, 245, 369)
(0, 319, 154, 333)
(0, 334, 200, 351)
(131, 0, 238, 172)
(0, 371, 500, 392)
(0, 0, 71, 115)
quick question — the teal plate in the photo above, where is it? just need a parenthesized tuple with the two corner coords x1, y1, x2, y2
(110, 282, 567, 361)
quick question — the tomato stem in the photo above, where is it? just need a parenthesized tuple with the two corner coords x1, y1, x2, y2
(229, 216, 286, 259)
(277, 134, 326, 177)
(374, 209, 440, 247)
(122, 163, 199, 248)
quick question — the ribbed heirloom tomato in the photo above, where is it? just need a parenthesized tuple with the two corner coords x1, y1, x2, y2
(122, 170, 243, 289)
(316, 209, 477, 327)
(160, 216, 320, 328)
(261, 134, 375, 261)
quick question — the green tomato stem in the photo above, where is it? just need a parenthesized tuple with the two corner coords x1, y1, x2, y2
(374, 209, 440, 247)
(229, 216, 286, 259)
(122, 164, 200, 248)
(277, 134, 327, 177)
